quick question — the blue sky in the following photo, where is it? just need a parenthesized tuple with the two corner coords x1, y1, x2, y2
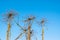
(0, 0, 60, 40)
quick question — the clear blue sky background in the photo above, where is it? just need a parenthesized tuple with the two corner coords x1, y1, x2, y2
(0, 0, 60, 40)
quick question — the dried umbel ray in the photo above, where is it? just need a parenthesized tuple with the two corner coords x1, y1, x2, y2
(15, 31, 34, 40)
(15, 22, 34, 40)
(15, 22, 28, 40)
(15, 29, 27, 40)
(3, 10, 18, 40)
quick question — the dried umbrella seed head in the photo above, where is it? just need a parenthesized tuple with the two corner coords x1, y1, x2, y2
(3, 11, 18, 22)
(28, 15, 35, 20)
(28, 16, 35, 21)
(24, 16, 35, 22)
(8, 13, 13, 19)
(41, 19, 45, 24)
(7, 12, 15, 19)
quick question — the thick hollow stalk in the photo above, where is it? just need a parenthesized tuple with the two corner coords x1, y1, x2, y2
(42, 26, 44, 40)
(27, 25, 31, 40)
(6, 23, 11, 40)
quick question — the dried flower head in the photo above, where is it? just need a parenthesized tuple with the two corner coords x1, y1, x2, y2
(3, 10, 17, 22)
